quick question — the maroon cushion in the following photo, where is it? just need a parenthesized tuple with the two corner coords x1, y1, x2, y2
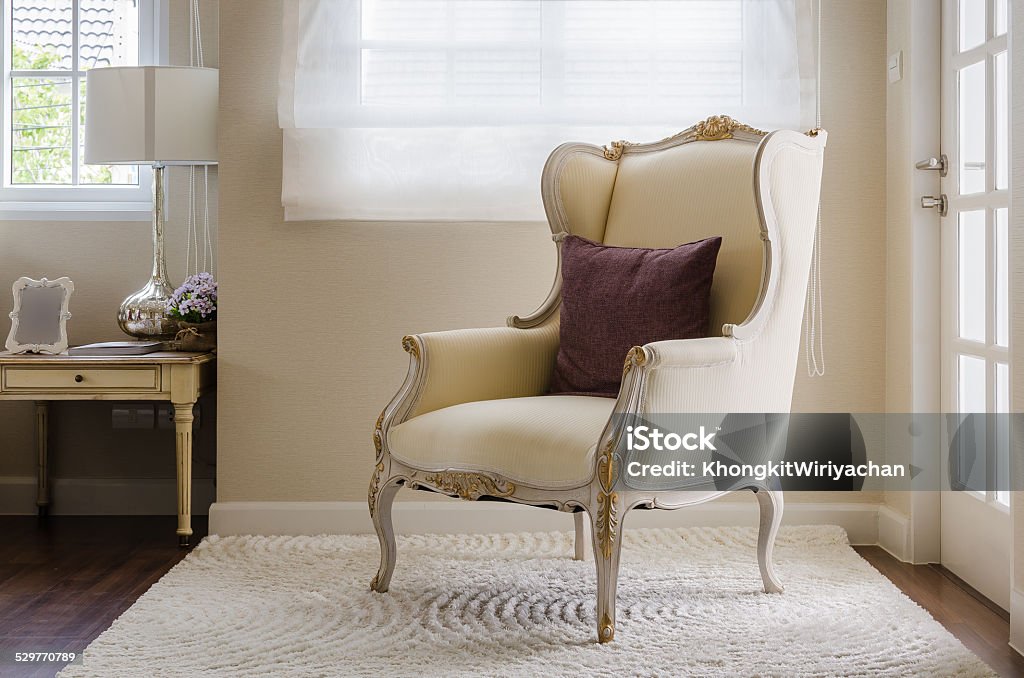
(549, 234, 723, 397)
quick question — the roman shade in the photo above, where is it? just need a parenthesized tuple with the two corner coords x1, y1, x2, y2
(278, 0, 818, 221)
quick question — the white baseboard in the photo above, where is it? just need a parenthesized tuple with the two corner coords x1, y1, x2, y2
(1011, 587, 1024, 657)
(210, 499, 881, 545)
(0, 476, 215, 516)
(876, 505, 911, 562)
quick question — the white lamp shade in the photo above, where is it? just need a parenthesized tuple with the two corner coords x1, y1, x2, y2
(85, 66, 218, 165)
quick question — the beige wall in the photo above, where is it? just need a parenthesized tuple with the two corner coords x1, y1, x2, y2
(0, 1, 219, 489)
(217, 0, 887, 505)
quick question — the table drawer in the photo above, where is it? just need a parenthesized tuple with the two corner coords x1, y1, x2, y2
(2, 366, 161, 392)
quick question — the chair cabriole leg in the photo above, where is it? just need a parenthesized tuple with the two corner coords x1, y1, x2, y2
(590, 502, 623, 643)
(369, 479, 401, 593)
(755, 487, 785, 593)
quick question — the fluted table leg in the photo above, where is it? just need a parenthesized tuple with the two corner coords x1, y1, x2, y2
(173, 403, 195, 547)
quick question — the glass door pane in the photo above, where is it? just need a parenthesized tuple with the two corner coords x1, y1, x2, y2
(995, 0, 1007, 35)
(959, 0, 986, 50)
(958, 60, 987, 193)
(995, 363, 1009, 505)
(995, 208, 1008, 346)
(958, 354, 987, 412)
(995, 51, 1008, 190)
(958, 210, 986, 342)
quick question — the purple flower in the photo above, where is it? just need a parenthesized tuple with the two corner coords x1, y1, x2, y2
(166, 272, 218, 323)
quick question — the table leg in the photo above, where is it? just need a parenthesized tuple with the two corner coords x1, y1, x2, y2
(35, 401, 49, 517)
(174, 402, 195, 547)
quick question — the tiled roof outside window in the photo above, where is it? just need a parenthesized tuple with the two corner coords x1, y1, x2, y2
(12, 0, 139, 70)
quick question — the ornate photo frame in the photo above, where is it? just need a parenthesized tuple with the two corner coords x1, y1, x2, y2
(5, 277, 75, 355)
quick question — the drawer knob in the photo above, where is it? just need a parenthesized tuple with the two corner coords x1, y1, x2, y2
(74, 374, 84, 383)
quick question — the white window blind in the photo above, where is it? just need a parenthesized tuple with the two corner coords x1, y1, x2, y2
(279, 0, 816, 222)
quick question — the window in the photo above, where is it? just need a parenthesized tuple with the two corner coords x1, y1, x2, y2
(1, 0, 163, 219)
(355, 1, 753, 125)
(280, 0, 814, 221)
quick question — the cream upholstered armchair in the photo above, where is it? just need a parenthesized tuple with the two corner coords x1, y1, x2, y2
(369, 116, 827, 643)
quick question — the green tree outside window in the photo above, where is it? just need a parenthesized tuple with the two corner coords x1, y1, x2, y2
(10, 44, 113, 185)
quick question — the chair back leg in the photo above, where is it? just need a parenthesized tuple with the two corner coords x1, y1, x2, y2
(573, 512, 590, 561)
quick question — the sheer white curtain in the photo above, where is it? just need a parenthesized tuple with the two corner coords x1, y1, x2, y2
(279, 0, 817, 222)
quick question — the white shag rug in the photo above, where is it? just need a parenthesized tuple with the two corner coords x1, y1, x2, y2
(59, 526, 994, 678)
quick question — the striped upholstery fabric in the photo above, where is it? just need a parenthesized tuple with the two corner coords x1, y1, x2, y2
(389, 395, 615, 488)
(600, 140, 763, 336)
(407, 320, 560, 419)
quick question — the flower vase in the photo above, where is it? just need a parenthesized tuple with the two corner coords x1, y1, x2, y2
(175, 320, 217, 352)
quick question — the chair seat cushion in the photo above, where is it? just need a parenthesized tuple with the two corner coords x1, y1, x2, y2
(387, 395, 616, 490)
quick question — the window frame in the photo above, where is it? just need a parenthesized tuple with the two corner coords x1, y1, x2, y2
(0, 0, 167, 221)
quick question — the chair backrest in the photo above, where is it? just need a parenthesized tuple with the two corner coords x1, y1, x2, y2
(530, 115, 825, 342)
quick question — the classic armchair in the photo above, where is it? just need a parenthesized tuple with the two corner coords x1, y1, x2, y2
(369, 115, 828, 643)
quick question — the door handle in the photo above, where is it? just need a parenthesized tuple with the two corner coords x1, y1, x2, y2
(921, 194, 948, 217)
(915, 154, 948, 176)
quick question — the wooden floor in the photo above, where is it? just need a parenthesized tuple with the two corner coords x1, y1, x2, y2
(0, 516, 208, 678)
(0, 518, 1019, 677)
(854, 545, 1024, 677)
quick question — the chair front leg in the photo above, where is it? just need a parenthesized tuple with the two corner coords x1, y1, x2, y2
(369, 470, 401, 593)
(754, 487, 784, 593)
(590, 494, 624, 643)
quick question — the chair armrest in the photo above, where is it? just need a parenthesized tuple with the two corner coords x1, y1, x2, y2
(643, 337, 738, 369)
(398, 321, 559, 420)
(617, 336, 767, 415)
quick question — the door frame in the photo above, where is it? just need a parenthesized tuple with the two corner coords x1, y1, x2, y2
(892, 0, 942, 567)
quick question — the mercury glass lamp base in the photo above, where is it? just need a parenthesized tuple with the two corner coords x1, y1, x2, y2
(118, 278, 178, 339)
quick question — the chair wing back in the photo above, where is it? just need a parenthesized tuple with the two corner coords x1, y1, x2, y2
(536, 116, 826, 352)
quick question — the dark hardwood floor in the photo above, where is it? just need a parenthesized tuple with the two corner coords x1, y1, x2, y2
(0, 516, 207, 678)
(854, 545, 1024, 677)
(0, 518, 1019, 677)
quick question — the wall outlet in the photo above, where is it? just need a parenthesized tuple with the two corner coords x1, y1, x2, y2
(111, 405, 155, 429)
(157, 403, 201, 430)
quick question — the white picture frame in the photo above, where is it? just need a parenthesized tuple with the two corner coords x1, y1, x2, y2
(5, 277, 75, 355)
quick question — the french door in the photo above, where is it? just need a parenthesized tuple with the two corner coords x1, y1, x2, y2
(938, 0, 1010, 610)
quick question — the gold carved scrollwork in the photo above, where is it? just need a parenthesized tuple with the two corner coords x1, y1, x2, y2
(602, 140, 631, 161)
(368, 460, 385, 517)
(369, 409, 387, 518)
(596, 490, 618, 560)
(424, 472, 515, 501)
(599, 612, 615, 643)
(693, 114, 767, 141)
(621, 346, 647, 378)
(401, 335, 420, 359)
(595, 439, 619, 559)
(373, 410, 385, 456)
(604, 116, 818, 164)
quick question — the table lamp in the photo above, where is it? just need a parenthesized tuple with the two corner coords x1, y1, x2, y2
(85, 66, 218, 339)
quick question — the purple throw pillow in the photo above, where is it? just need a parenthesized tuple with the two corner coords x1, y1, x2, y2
(549, 234, 723, 397)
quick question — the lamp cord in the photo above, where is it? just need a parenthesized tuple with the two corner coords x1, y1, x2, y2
(805, 0, 825, 378)
(184, 0, 214, 279)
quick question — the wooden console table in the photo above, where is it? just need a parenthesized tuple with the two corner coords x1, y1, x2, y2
(0, 351, 215, 546)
